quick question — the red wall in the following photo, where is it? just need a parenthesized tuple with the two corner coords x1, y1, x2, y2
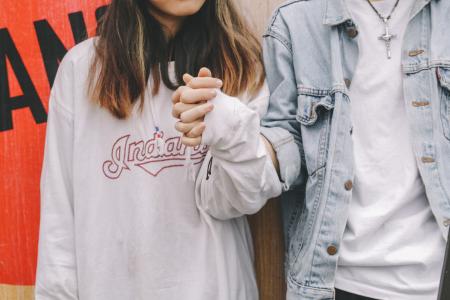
(0, 0, 109, 287)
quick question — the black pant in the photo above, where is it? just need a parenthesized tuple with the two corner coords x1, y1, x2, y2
(335, 289, 380, 300)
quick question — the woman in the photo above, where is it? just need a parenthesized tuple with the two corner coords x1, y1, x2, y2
(35, 0, 281, 299)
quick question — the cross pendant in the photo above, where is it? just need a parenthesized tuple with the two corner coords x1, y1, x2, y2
(378, 18, 396, 59)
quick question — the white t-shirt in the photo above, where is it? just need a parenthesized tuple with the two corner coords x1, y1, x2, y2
(336, 1, 446, 299)
(35, 38, 280, 300)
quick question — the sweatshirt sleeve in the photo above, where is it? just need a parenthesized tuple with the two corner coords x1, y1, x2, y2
(35, 56, 78, 299)
(195, 84, 282, 220)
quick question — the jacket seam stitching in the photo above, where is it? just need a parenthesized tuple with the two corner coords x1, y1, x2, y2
(263, 31, 293, 54)
(273, 134, 295, 149)
(288, 275, 334, 293)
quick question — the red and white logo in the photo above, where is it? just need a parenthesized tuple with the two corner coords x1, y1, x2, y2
(102, 132, 208, 179)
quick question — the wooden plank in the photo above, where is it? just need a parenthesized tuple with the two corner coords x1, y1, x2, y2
(240, 0, 285, 36)
(248, 199, 286, 300)
(0, 284, 34, 300)
(241, 1, 287, 300)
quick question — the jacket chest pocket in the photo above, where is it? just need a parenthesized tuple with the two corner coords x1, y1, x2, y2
(296, 91, 334, 176)
(438, 67, 450, 141)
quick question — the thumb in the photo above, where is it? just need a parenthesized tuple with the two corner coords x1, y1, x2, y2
(183, 73, 194, 85)
(198, 67, 212, 78)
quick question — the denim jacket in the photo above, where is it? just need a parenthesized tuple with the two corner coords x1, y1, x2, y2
(260, 0, 450, 299)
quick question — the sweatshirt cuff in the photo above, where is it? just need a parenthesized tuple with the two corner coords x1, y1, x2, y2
(202, 91, 245, 149)
(260, 126, 301, 191)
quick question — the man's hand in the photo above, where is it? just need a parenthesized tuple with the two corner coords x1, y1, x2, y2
(172, 68, 223, 146)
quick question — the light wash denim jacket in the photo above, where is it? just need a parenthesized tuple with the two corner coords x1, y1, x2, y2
(260, 0, 450, 299)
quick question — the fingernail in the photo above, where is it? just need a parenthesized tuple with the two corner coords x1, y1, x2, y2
(216, 80, 223, 87)
(210, 90, 217, 96)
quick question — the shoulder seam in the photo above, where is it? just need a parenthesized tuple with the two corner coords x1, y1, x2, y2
(263, 31, 293, 54)
(64, 37, 96, 65)
(270, 0, 310, 26)
(278, 0, 309, 9)
(266, 0, 312, 47)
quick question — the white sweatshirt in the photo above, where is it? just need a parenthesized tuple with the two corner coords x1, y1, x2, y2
(35, 38, 281, 300)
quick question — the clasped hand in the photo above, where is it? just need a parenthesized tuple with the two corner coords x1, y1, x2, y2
(172, 67, 223, 146)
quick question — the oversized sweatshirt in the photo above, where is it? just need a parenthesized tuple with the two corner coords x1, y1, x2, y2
(35, 38, 281, 300)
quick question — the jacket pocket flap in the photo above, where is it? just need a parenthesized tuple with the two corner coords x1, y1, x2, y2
(296, 93, 334, 126)
(438, 67, 450, 91)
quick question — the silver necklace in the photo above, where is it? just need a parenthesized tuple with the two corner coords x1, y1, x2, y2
(365, 0, 401, 59)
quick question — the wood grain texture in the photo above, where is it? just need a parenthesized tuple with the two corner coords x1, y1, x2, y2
(239, 0, 285, 36)
(248, 199, 286, 300)
(0, 284, 34, 300)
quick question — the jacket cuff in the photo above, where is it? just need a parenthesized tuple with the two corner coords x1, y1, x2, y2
(260, 126, 301, 191)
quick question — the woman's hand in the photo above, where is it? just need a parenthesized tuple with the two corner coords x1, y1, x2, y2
(172, 67, 223, 146)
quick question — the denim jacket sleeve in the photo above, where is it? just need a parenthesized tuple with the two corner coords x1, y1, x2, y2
(261, 13, 305, 192)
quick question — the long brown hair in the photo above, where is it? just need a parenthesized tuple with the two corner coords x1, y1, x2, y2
(89, 0, 264, 119)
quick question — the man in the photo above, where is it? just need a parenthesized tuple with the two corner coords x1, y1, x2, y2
(172, 0, 449, 298)
(260, 0, 450, 299)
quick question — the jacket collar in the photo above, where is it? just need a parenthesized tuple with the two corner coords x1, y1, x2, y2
(323, 0, 352, 26)
(323, 0, 435, 26)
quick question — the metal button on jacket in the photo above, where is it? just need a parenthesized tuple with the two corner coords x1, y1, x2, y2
(327, 246, 338, 256)
(346, 27, 358, 38)
(344, 180, 353, 191)
(408, 49, 424, 57)
(344, 78, 352, 88)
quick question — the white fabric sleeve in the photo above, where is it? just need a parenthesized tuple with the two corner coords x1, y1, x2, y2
(195, 84, 282, 220)
(35, 57, 78, 300)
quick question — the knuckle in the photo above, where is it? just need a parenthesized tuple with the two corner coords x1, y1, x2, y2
(193, 138, 202, 146)
(192, 78, 201, 85)
(182, 123, 192, 133)
(201, 90, 211, 100)
(179, 93, 187, 103)
(173, 103, 181, 114)
(182, 91, 195, 103)
(172, 106, 179, 118)
(180, 112, 190, 123)
(187, 79, 197, 88)
(175, 122, 183, 132)
(203, 105, 212, 113)
(188, 128, 201, 138)
(180, 86, 190, 95)
(181, 137, 194, 146)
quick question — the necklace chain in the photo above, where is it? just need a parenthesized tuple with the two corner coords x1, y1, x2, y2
(364, 0, 401, 59)
(365, 0, 401, 22)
